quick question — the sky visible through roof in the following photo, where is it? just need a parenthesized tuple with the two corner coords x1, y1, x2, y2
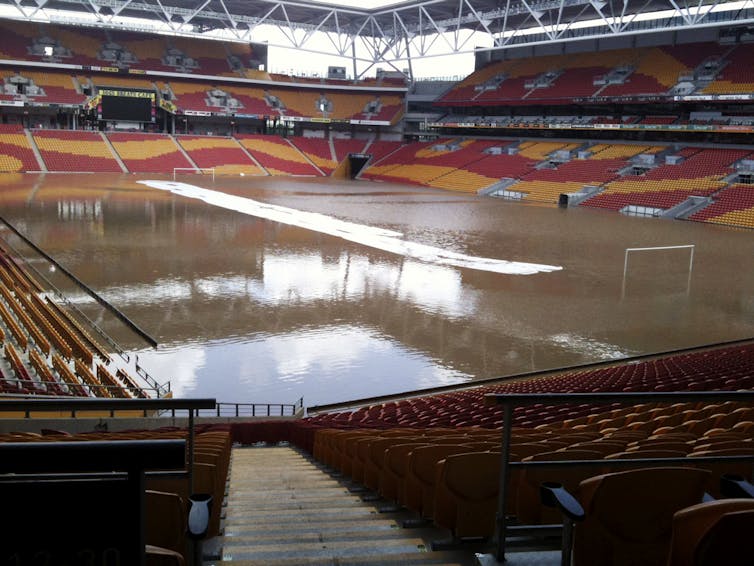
(310, 0, 414, 8)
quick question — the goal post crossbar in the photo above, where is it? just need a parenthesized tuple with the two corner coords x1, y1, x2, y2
(622, 244, 695, 299)
(172, 167, 215, 181)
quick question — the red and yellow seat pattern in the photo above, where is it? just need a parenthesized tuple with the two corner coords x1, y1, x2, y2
(0, 125, 38, 172)
(32, 130, 121, 172)
(688, 184, 754, 228)
(582, 148, 751, 211)
(333, 139, 369, 162)
(175, 135, 263, 176)
(363, 141, 403, 165)
(439, 42, 736, 105)
(13, 70, 85, 105)
(362, 139, 520, 191)
(289, 137, 336, 174)
(509, 143, 650, 203)
(108, 132, 191, 173)
(234, 135, 322, 176)
(703, 45, 754, 95)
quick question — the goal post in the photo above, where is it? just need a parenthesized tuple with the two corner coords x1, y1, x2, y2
(172, 167, 215, 182)
(622, 244, 695, 299)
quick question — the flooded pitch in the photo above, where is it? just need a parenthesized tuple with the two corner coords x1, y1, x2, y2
(1, 173, 753, 405)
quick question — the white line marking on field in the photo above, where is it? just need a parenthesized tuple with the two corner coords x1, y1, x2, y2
(138, 180, 563, 276)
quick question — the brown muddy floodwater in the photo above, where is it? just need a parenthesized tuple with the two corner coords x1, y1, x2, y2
(1, 172, 754, 406)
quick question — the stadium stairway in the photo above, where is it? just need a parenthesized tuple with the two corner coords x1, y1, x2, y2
(235, 141, 270, 175)
(100, 132, 128, 173)
(23, 129, 46, 172)
(212, 444, 479, 565)
(172, 134, 200, 170)
(284, 138, 326, 177)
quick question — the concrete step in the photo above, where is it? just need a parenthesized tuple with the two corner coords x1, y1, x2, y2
(222, 527, 423, 546)
(228, 487, 353, 500)
(222, 536, 428, 560)
(225, 497, 367, 513)
(224, 508, 381, 526)
(210, 551, 471, 565)
(217, 445, 479, 566)
(223, 518, 400, 537)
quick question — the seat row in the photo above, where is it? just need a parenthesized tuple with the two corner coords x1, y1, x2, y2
(309, 397, 754, 542)
(0, 248, 148, 399)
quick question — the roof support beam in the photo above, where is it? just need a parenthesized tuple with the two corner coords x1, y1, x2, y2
(8, 0, 754, 77)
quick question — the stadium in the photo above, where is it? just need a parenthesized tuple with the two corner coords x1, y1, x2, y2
(1, 0, 754, 563)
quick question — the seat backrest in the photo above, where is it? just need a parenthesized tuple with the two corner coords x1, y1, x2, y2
(384, 442, 432, 477)
(440, 452, 501, 501)
(694, 509, 754, 566)
(573, 467, 711, 566)
(688, 447, 754, 495)
(517, 449, 604, 525)
(408, 445, 476, 485)
(668, 499, 754, 566)
(145, 490, 187, 557)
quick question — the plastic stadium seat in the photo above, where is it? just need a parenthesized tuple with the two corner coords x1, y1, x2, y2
(688, 447, 754, 497)
(146, 545, 185, 566)
(667, 499, 754, 566)
(433, 451, 501, 538)
(379, 442, 431, 502)
(566, 467, 711, 566)
(363, 436, 422, 490)
(339, 432, 379, 477)
(146, 490, 187, 561)
(516, 449, 604, 525)
(402, 444, 477, 518)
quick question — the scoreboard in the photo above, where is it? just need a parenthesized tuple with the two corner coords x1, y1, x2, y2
(98, 88, 155, 122)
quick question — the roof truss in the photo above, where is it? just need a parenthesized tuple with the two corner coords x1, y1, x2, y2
(3, 0, 754, 77)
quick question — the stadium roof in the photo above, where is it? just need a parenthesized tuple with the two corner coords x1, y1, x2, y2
(2, 0, 753, 76)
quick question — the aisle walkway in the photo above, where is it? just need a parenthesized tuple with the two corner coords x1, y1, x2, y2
(210, 445, 478, 565)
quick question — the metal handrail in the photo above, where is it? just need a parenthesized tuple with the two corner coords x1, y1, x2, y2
(161, 397, 305, 418)
(0, 397, 215, 416)
(484, 390, 754, 563)
(0, 219, 169, 397)
(0, 398, 216, 494)
(210, 402, 296, 417)
(0, 376, 163, 400)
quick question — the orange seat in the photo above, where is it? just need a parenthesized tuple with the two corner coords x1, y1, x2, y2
(516, 449, 604, 525)
(433, 451, 501, 538)
(402, 444, 477, 518)
(667, 499, 754, 566)
(379, 442, 431, 502)
(146, 490, 187, 562)
(572, 467, 710, 566)
(363, 436, 422, 490)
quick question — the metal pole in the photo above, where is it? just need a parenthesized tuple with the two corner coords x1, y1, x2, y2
(494, 403, 514, 562)
(188, 408, 195, 495)
(687, 245, 694, 295)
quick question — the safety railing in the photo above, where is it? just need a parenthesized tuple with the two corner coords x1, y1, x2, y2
(160, 397, 305, 418)
(0, 395, 305, 419)
(484, 390, 754, 563)
(0, 376, 164, 400)
(210, 398, 304, 417)
(0, 216, 169, 398)
(0, 397, 215, 494)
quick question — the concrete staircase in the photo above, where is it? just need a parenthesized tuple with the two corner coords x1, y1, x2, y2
(212, 445, 478, 565)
